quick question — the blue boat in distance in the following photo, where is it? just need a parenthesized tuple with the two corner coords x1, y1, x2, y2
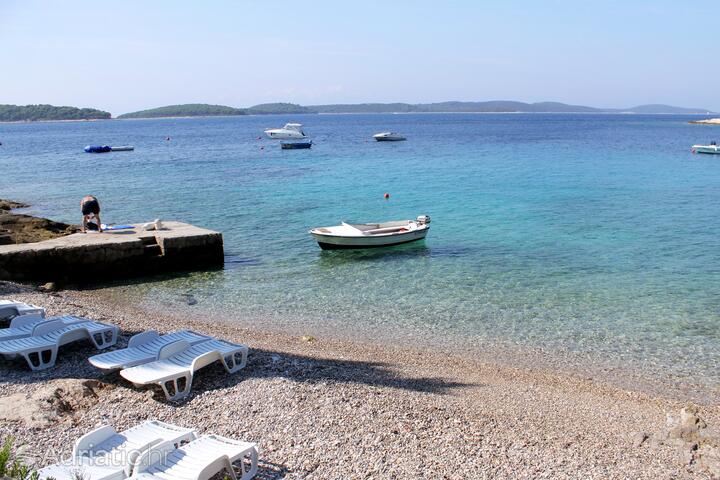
(281, 141, 312, 150)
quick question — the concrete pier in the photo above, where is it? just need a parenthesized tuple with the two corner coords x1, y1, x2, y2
(0, 221, 223, 283)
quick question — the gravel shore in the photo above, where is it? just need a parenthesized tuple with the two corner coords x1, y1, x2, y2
(1, 281, 719, 479)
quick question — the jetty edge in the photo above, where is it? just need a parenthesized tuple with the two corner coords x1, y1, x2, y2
(0, 221, 223, 283)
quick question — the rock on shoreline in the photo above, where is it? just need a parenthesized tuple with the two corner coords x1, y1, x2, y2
(0, 199, 78, 245)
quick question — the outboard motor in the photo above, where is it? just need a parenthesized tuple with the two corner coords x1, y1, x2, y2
(416, 215, 431, 225)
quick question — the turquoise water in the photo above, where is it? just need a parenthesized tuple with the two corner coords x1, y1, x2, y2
(1, 114, 719, 386)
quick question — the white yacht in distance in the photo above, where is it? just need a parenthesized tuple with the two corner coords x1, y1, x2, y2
(373, 132, 406, 142)
(264, 123, 307, 139)
(691, 142, 720, 154)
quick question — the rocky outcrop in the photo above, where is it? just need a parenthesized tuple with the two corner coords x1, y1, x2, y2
(0, 199, 78, 245)
(0, 379, 113, 428)
(689, 118, 720, 125)
(643, 406, 720, 477)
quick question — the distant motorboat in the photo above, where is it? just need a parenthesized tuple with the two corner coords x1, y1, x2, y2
(373, 132, 406, 142)
(309, 215, 430, 250)
(692, 142, 720, 154)
(281, 141, 312, 150)
(264, 123, 307, 139)
(84, 145, 134, 153)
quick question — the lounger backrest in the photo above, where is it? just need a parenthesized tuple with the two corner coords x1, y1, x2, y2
(31, 319, 75, 337)
(9, 314, 44, 329)
(128, 330, 160, 348)
(158, 339, 191, 360)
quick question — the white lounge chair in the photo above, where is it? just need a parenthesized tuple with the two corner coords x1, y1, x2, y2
(0, 315, 86, 342)
(89, 330, 211, 372)
(37, 420, 197, 480)
(131, 434, 258, 480)
(120, 339, 248, 401)
(0, 319, 119, 370)
(0, 300, 45, 321)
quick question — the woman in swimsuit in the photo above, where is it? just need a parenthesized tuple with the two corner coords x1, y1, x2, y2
(80, 195, 103, 232)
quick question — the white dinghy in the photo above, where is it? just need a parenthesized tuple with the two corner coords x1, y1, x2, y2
(310, 215, 430, 250)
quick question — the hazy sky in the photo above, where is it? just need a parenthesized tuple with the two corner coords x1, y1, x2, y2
(2, 0, 717, 115)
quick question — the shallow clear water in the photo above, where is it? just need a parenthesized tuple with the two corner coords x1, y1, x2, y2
(1, 114, 719, 386)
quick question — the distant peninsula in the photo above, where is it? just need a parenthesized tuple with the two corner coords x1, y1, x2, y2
(118, 101, 715, 119)
(0, 104, 111, 122)
(308, 101, 714, 115)
(117, 103, 247, 119)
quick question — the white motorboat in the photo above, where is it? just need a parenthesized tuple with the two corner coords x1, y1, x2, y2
(692, 142, 720, 154)
(264, 123, 307, 139)
(373, 132, 406, 142)
(309, 215, 430, 250)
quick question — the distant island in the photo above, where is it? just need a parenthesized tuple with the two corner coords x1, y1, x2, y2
(4, 101, 712, 122)
(308, 101, 714, 115)
(118, 101, 715, 118)
(0, 104, 111, 122)
(117, 103, 247, 119)
(246, 103, 315, 115)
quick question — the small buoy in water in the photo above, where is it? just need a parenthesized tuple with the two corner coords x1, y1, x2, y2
(384, 193, 390, 199)
(257, 136, 262, 140)
(165, 136, 171, 141)
(260, 146, 264, 150)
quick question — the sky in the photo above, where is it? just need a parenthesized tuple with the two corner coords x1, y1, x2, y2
(1, 0, 718, 115)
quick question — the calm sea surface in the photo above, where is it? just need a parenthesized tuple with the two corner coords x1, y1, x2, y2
(1, 114, 719, 389)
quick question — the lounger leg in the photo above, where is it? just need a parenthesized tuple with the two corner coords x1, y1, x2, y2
(222, 350, 247, 374)
(239, 447, 259, 480)
(90, 330, 117, 350)
(159, 373, 193, 401)
(23, 347, 57, 371)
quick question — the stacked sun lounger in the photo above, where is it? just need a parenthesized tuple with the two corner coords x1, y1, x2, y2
(0, 313, 119, 370)
(37, 420, 259, 480)
(0, 299, 45, 322)
(89, 330, 249, 401)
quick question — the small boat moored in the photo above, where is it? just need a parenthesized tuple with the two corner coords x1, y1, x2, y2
(373, 132, 406, 142)
(84, 145, 134, 153)
(265, 123, 307, 139)
(692, 142, 720, 154)
(310, 215, 430, 250)
(84, 145, 112, 153)
(281, 141, 312, 150)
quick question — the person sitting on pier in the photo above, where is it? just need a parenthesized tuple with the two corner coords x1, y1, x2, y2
(80, 195, 103, 233)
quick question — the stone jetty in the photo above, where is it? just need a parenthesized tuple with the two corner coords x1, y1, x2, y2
(0, 221, 223, 283)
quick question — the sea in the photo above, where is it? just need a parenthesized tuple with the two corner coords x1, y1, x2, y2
(1, 113, 718, 396)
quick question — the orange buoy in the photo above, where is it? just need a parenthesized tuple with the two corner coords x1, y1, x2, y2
(384, 193, 390, 199)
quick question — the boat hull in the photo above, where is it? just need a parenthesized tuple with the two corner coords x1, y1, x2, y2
(311, 227, 429, 250)
(374, 136, 406, 142)
(281, 142, 312, 149)
(693, 145, 720, 154)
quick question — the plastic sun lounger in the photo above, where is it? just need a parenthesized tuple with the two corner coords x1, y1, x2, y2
(37, 420, 197, 480)
(131, 434, 259, 480)
(120, 339, 248, 401)
(0, 315, 88, 342)
(0, 319, 119, 370)
(0, 300, 45, 321)
(89, 330, 212, 372)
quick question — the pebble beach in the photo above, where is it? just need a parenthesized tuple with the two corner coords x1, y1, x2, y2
(1, 281, 719, 479)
